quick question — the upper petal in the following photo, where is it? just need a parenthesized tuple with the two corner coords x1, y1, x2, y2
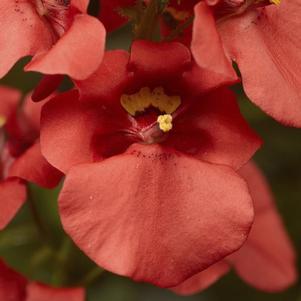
(0, 1, 53, 78)
(25, 14, 106, 80)
(0, 178, 26, 230)
(59, 143, 254, 287)
(191, 2, 237, 81)
(219, 0, 301, 126)
(228, 162, 297, 291)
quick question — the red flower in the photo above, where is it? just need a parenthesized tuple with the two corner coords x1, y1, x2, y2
(0, 259, 84, 301)
(0, 0, 105, 81)
(172, 162, 297, 295)
(0, 86, 62, 230)
(40, 40, 261, 287)
(192, 0, 301, 126)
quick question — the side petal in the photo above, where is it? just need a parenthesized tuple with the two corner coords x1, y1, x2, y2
(0, 178, 26, 230)
(59, 143, 254, 287)
(40, 91, 97, 173)
(170, 262, 230, 295)
(0, 260, 27, 301)
(227, 162, 297, 291)
(167, 88, 262, 170)
(26, 283, 85, 301)
(191, 2, 237, 81)
(8, 142, 62, 189)
(25, 14, 106, 80)
(219, 0, 301, 126)
(0, 1, 53, 78)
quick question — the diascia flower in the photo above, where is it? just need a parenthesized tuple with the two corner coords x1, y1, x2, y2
(0, 259, 85, 301)
(40, 40, 261, 287)
(0, 86, 62, 230)
(0, 0, 105, 81)
(172, 162, 297, 295)
(192, 0, 301, 126)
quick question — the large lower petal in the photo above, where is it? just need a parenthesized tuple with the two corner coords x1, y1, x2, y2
(0, 178, 26, 230)
(171, 262, 230, 295)
(167, 88, 262, 170)
(0, 260, 27, 301)
(220, 0, 301, 126)
(0, 1, 53, 78)
(227, 162, 297, 291)
(59, 143, 254, 287)
(8, 142, 62, 189)
(25, 14, 106, 80)
(26, 283, 84, 301)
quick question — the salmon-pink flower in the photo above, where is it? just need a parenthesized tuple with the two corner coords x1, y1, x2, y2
(172, 162, 297, 295)
(0, 86, 62, 230)
(0, 0, 105, 82)
(0, 259, 85, 301)
(40, 41, 261, 287)
(192, 0, 301, 126)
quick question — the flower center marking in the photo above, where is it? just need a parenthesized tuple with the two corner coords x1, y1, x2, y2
(269, 0, 281, 5)
(121, 87, 181, 133)
(164, 7, 190, 22)
(34, 0, 71, 36)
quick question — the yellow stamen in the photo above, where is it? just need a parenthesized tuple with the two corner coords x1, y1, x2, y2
(269, 0, 281, 5)
(157, 114, 173, 133)
(0, 115, 6, 128)
(120, 87, 181, 116)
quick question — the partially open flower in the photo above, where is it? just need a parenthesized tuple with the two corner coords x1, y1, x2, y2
(40, 41, 261, 287)
(172, 162, 297, 295)
(0, 86, 62, 230)
(0, 0, 105, 81)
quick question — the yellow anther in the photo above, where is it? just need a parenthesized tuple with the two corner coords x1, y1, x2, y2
(121, 87, 181, 116)
(0, 115, 6, 128)
(157, 114, 173, 133)
(270, 0, 281, 5)
(165, 7, 190, 21)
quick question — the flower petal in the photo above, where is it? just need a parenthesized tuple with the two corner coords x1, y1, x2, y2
(191, 2, 237, 81)
(0, 178, 26, 230)
(227, 162, 297, 291)
(25, 14, 106, 80)
(0, 86, 21, 119)
(59, 143, 254, 287)
(8, 142, 62, 189)
(26, 283, 84, 301)
(40, 91, 97, 173)
(166, 88, 262, 169)
(0, 260, 27, 301)
(129, 40, 191, 84)
(219, 0, 301, 126)
(75, 50, 131, 103)
(0, 1, 53, 78)
(170, 262, 230, 295)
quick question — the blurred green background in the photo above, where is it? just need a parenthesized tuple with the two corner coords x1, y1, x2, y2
(0, 4, 301, 301)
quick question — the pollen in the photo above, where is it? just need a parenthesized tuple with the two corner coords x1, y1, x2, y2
(157, 114, 173, 133)
(120, 87, 181, 116)
(269, 0, 281, 5)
